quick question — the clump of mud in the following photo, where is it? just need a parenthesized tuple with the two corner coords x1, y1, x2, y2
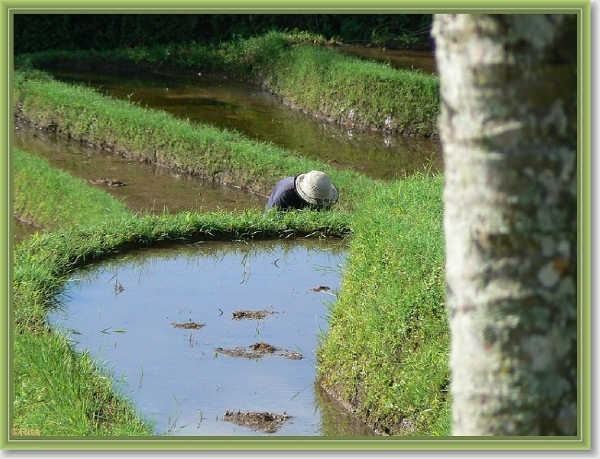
(249, 342, 277, 353)
(222, 409, 292, 433)
(171, 320, 205, 330)
(232, 309, 274, 320)
(215, 342, 303, 360)
(90, 178, 128, 187)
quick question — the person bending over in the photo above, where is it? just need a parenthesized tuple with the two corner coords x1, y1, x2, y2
(265, 170, 338, 212)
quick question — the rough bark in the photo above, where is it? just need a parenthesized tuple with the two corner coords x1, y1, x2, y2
(432, 14, 578, 435)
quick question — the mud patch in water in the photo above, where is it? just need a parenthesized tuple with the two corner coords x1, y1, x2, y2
(215, 341, 303, 360)
(172, 320, 206, 330)
(223, 410, 292, 434)
(232, 309, 274, 320)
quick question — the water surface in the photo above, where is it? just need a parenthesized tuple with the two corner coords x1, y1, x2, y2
(14, 123, 265, 215)
(48, 66, 441, 181)
(50, 238, 373, 436)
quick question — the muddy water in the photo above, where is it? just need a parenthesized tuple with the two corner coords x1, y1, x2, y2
(13, 122, 266, 243)
(333, 46, 437, 74)
(49, 238, 373, 436)
(13, 218, 40, 243)
(48, 67, 441, 180)
(14, 123, 265, 215)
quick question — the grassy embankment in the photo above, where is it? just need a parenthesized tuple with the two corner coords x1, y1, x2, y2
(318, 178, 448, 435)
(17, 31, 439, 137)
(12, 33, 448, 438)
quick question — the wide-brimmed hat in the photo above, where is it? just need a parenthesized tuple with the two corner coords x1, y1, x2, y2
(295, 171, 339, 207)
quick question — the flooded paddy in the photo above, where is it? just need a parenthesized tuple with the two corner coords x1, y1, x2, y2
(49, 238, 374, 436)
(13, 123, 265, 215)
(15, 49, 440, 240)
(13, 122, 265, 243)
(15, 50, 441, 435)
(47, 65, 441, 181)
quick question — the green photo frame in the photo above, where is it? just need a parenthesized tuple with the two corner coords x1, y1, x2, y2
(2, 1, 592, 452)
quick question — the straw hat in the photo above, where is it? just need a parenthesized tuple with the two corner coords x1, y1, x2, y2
(295, 171, 339, 207)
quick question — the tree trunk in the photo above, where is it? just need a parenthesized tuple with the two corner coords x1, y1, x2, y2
(431, 14, 578, 435)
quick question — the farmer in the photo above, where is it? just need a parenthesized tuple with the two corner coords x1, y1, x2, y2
(265, 170, 339, 212)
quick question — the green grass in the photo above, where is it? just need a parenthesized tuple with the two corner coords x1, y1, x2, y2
(268, 44, 439, 136)
(317, 175, 450, 436)
(11, 32, 449, 438)
(13, 328, 151, 436)
(13, 148, 131, 230)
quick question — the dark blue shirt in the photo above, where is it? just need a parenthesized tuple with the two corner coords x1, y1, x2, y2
(265, 176, 310, 211)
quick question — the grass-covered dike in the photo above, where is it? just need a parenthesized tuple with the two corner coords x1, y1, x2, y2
(11, 33, 448, 441)
(16, 31, 440, 137)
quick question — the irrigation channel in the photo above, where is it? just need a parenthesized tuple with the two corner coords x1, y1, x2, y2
(15, 48, 439, 436)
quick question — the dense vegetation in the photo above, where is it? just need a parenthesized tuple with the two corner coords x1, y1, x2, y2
(318, 177, 448, 435)
(14, 14, 433, 54)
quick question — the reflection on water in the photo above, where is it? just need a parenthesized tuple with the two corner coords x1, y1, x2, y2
(50, 238, 374, 436)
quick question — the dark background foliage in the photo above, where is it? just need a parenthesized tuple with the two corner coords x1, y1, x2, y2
(13, 14, 433, 54)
